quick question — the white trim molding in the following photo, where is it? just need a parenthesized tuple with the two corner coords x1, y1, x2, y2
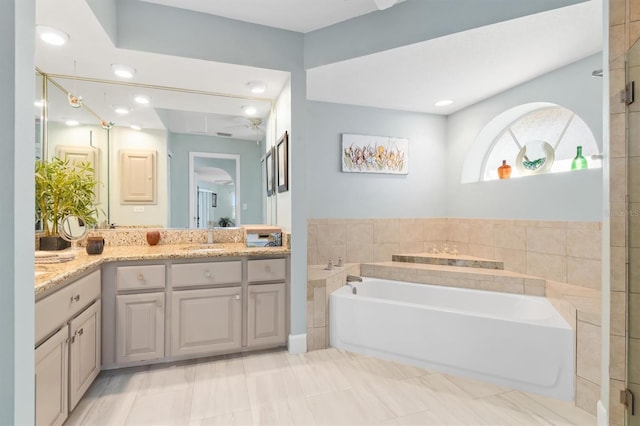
(287, 333, 307, 354)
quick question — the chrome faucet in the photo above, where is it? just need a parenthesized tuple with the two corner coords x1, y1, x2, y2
(346, 275, 363, 283)
(345, 282, 357, 294)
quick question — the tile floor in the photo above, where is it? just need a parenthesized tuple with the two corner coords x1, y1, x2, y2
(66, 348, 596, 426)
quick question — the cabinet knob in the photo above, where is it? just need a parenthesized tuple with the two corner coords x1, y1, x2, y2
(204, 271, 212, 278)
(235, 294, 240, 300)
(70, 294, 80, 302)
(77, 328, 84, 336)
(137, 274, 144, 281)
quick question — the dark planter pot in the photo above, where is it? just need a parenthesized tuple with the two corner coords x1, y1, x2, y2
(39, 236, 71, 251)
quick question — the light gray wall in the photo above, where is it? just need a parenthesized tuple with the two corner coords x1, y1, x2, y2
(0, 0, 35, 423)
(304, 0, 588, 68)
(446, 54, 604, 221)
(169, 133, 263, 227)
(306, 101, 447, 219)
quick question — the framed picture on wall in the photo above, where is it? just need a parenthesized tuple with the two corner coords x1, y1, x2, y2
(265, 147, 275, 196)
(276, 131, 289, 193)
(211, 193, 217, 208)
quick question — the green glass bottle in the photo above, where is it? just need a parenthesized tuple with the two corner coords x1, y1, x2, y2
(571, 146, 588, 170)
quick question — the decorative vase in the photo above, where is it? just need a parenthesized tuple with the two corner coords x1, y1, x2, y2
(571, 146, 588, 170)
(85, 236, 104, 255)
(146, 230, 161, 246)
(39, 236, 71, 251)
(497, 160, 512, 179)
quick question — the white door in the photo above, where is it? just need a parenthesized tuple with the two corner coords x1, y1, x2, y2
(69, 300, 101, 410)
(247, 283, 286, 347)
(170, 287, 242, 356)
(116, 293, 164, 364)
(35, 326, 68, 426)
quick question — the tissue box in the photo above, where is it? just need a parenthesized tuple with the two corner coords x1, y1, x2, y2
(246, 232, 282, 247)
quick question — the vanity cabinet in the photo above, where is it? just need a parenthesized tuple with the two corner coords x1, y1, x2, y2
(247, 258, 287, 348)
(35, 269, 101, 425)
(114, 264, 166, 364)
(170, 287, 242, 356)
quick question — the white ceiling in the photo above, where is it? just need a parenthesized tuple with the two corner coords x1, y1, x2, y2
(35, 0, 602, 138)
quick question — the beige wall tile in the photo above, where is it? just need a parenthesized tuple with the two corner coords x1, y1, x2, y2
(313, 327, 326, 350)
(630, 203, 640, 248)
(631, 248, 640, 294)
(398, 219, 423, 243)
(632, 0, 640, 22)
(567, 257, 601, 290)
(629, 112, 640, 157)
(631, 292, 640, 339)
(479, 280, 523, 294)
(345, 243, 374, 264)
(468, 222, 494, 246)
(610, 0, 625, 25)
(422, 220, 446, 241)
(527, 252, 567, 282)
(567, 228, 602, 260)
(373, 219, 400, 243)
(631, 21, 640, 47)
(317, 222, 346, 246)
(609, 378, 626, 426)
(494, 224, 526, 250)
(609, 114, 624, 159)
(610, 334, 626, 381)
(446, 221, 470, 243)
(398, 242, 424, 254)
(346, 222, 373, 245)
(466, 244, 494, 259)
(526, 227, 566, 256)
(629, 157, 640, 203)
(610, 66, 626, 114)
(610, 203, 626, 247)
(306, 300, 313, 329)
(494, 247, 526, 274)
(630, 337, 640, 383)
(313, 287, 326, 328)
(575, 376, 599, 415)
(577, 321, 601, 385)
(610, 246, 626, 292)
(307, 245, 318, 266)
(610, 164, 627, 205)
(611, 290, 626, 336)
(524, 278, 545, 296)
(308, 223, 318, 246)
(373, 243, 400, 262)
(307, 327, 314, 351)
(316, 245, 346, 267)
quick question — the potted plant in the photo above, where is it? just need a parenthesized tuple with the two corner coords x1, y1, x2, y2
(217, 217, 235, 227)
(35, 157, 99, 250)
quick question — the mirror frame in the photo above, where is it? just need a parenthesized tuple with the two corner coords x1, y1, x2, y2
(188, 152, 241, 228)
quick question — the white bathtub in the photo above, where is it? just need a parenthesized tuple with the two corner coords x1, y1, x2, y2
(329, 277, 574, 400)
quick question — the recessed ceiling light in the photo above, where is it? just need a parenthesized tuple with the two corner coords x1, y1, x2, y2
(130, 124, 142, 131)
(111, 64, 136, 79)
(242, 105, 257, 116)
(65, 119, 79, 126)
(134, 94, 150, 105)
(247, 81, 267, 94)
(434, 99, 454, 107)
(36, 26, 69, 46)
(114, 106, 129, 115)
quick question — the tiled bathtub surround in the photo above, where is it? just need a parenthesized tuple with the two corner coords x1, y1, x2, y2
(308, 218, 602, 290)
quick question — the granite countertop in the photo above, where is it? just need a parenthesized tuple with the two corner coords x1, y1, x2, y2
(34, 243, 290, 298)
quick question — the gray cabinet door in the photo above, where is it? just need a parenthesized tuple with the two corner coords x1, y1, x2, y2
(116, 293, 165, 364)
(35, 326, 68, 426)
(170, 287, 242, 357)
(247, 283, 286, 347)
(69, 300, 101, 410)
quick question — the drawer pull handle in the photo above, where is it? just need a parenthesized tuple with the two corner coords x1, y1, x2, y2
(235, 294, 240, 300)
(71, 294, 80, 302)
(77, 328, 84, 336)
(137, 274, 144, 281)
(204, 271, 212, 278)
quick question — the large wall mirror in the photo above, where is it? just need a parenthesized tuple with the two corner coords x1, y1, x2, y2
(38, 72, 276, 229)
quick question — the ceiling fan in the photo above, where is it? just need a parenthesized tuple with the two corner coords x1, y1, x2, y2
(221, 117, 266, 143)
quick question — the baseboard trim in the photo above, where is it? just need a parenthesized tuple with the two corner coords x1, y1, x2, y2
(288, 333, 307, 354)
(597, 400, 608, 426)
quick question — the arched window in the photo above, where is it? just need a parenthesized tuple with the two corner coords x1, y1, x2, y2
(462, 103, 600, 183)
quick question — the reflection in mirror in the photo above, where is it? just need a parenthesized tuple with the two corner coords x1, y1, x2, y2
(59, 215, 88, 251)
(41, 74, 272, 228)
(190, 153, 239, 228)
(35, 70, 44, 161)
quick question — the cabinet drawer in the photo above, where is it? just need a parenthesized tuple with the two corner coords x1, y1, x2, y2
(35, 269, 101, 345)
(117, 265, 165, 291)
(247, 258, 286, 283)
(172, 261, 242, 288)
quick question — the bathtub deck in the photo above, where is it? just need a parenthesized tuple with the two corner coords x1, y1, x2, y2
(392, 252, 505, 270)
